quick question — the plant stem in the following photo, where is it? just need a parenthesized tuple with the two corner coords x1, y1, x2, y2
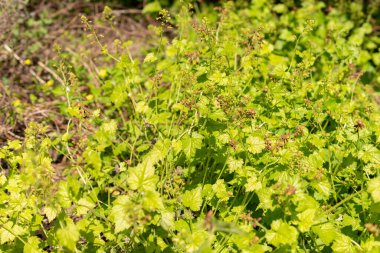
(325, 189, 363, 213)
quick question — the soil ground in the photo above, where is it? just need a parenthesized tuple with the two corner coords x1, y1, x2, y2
(0, 0, 154, 143)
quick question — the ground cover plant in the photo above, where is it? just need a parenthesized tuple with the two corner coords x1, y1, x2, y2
(1, 0, 380, 252)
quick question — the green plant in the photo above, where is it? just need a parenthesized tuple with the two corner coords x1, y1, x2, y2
(1, 0, 380, 252)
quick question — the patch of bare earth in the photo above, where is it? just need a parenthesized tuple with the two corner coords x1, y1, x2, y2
(1, 1, 153, 141)
(0, 1, 154, 177)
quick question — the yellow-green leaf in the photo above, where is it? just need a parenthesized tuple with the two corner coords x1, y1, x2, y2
(182, 187, 202, 211)
(368, 177, 380, 203)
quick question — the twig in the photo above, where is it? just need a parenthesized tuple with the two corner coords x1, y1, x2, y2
(37, 61, 65, 86)
(112, 9, 143, 15)
(3, 44, 45, 84)
(6, 130, 24, 140)
(4, 43, 67, 86)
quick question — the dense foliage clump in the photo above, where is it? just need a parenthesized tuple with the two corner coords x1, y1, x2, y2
(1, 1, 380, 252)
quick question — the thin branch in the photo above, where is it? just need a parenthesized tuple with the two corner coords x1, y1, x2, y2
(3, 44, 45, 84)
(37, 61, 65, 86)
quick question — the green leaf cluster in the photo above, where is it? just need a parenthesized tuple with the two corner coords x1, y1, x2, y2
(1, 0, 380, 252)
